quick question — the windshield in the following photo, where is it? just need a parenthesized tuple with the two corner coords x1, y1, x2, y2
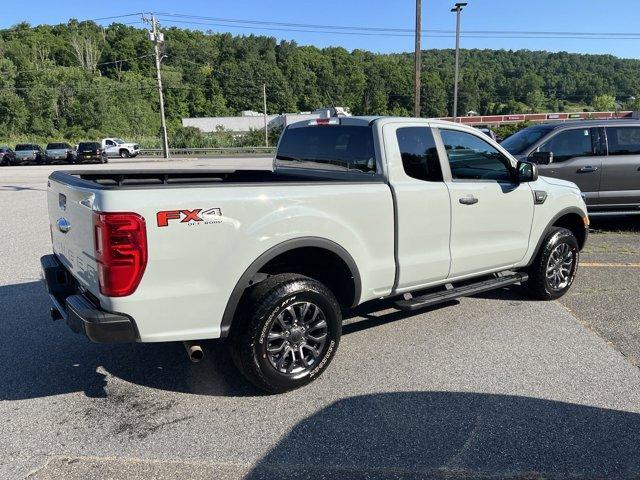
(276, 124, 376, 173)
(113, 138, 125, 144)
(501, 125, 555, 155)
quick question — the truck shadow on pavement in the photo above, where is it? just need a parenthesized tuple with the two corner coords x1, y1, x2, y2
(0, 281, 258, 400)
(246, 391, 640, 479)
(0, 281, 533, 401)
(589, 216, 640, 233)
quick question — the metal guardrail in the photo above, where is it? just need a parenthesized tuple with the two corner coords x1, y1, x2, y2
(139, 146, 276, 157)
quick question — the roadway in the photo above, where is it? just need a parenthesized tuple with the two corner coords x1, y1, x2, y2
(1, 159, 640, 479)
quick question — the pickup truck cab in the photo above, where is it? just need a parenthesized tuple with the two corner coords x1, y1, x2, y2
(101, 138, 140, 158)
(42, 117, 588, 393)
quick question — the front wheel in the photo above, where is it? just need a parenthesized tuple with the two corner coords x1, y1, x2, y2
(230, 274, 341, 393)
(525, 227, 579, 300)
(119, 149, 130, 158)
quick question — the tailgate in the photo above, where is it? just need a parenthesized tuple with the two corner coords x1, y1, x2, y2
(48, 177, 100, 296)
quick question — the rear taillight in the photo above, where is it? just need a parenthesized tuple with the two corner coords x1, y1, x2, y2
(93, 212, 147, 297)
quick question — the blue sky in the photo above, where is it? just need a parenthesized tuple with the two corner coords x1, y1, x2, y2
(3, 0, 640, 58)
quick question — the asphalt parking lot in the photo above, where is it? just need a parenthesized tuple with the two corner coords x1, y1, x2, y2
(2, 160, 640, 479)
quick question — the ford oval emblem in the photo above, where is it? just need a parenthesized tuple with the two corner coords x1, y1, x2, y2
(57, 218, 71, 234)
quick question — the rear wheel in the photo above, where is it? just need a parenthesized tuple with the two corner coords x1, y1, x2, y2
(525, 227, 579, 300)
(230, 274, 341, 393)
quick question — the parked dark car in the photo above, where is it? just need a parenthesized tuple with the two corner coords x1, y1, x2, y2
(0, 146, 16, 166)
(76, 142, 108, 164)
(14, 144, 46, 165)
(501, 119, 640, 216)
(45, 142, 75, 164)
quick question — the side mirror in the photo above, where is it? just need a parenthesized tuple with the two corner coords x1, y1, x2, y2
(529, 151, 553, 165)
(518, 161, 538, 182)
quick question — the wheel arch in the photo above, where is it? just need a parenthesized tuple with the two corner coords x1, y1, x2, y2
(527, 207, 588, 266)
(220, 237, 362, 337)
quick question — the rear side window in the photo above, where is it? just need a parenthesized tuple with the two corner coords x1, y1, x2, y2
(537, 128, 593, 162)
(396, 127, 443, 182)
(606, 127, 640, 155)
(276, 125, 376, 173)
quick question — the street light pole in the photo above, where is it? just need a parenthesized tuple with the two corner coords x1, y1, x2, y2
(414, 0, 422, 117)
(451, 2, 467, 122)
(263, 83, 268, 147)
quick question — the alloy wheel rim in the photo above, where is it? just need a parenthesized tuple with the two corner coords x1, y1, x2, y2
(546, 243, 575, 291)
(266, 301, 328, 375)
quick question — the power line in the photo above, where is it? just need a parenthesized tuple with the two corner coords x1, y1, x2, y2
(157, 18, 640, 41)
(5, 11, 640, 41)
(154, 12, 640, 39)
(86, 13, 143, 22)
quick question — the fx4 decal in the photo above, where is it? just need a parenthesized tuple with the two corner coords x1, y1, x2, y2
(157, 208, 222, 227)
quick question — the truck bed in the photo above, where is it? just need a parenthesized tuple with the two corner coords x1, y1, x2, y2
(49, 168, 384, 190)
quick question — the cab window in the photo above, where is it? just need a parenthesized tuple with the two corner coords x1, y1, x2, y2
(440, 129, 513, 182)
(537, 128, 593, 162)
(396, 127, 443, 182)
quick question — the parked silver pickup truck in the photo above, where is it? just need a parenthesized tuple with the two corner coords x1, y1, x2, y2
(42, 117, 588, 392)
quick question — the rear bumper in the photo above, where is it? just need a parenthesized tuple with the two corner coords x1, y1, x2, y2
(75, 155, 102, 163)
(46, 156, 71, 164)
(41, 254, 137, 343)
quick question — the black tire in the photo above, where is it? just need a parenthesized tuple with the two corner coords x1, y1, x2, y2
(101, 156, 108, 164)
(230, 273, 341, 393)
(525, 227, 579, 300)
(119, 149, 130, 158)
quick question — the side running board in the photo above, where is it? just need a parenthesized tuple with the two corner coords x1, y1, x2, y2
(394, 272, 528, 312)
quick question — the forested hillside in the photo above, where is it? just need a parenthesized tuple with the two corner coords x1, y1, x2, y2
(2, 20, 640, 145)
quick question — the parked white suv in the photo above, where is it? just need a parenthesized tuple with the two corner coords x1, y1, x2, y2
(101, 138, 140, 158)
(43, 117, 588, 392)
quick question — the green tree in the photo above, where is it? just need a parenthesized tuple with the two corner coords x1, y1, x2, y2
(421, 71, 447, 117)
(0, 90, 28, 135)
(525, 90, 547, 113)
(593, 94, 617, 111)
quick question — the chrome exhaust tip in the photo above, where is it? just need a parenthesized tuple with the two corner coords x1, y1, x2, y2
(183, 341, 204, 363)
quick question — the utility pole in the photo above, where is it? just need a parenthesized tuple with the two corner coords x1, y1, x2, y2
(143, 14, 170, 158)
(263, 83, 268, 147)
(414, 0, 422, 117)
(451, 2, 467, 122)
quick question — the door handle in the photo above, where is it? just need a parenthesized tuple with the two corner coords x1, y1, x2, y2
(578, 166, 598, 173)
(459, 195, 479, 205)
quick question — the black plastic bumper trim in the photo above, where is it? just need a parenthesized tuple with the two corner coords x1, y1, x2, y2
(41, 254, 137, 343)
(65, 294, 137, 343)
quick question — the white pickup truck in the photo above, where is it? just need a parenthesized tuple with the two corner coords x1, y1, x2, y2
(101, 138, 140, 158)
(42, 117, 588, 393)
